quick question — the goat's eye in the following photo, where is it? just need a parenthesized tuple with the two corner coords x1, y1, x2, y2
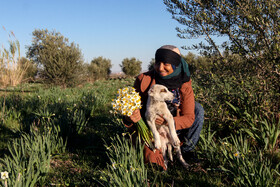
(160, 89, 167, 93)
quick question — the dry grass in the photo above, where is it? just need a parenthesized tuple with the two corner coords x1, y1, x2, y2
(0, 40, 29, 88)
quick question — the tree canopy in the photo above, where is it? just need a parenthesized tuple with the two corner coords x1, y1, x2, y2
(88, 56, 112, 80)
(164, 0, 280, 63)
(27, 29, 84, 87)
(120, 57, 142, 77)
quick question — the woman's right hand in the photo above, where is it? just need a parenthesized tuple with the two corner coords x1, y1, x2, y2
(125, 109, 141, 123)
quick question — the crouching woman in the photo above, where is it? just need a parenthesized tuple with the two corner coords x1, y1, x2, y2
(123, 45, 204, 170)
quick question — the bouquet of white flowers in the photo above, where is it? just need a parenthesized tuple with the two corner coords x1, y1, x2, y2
(112, 86, 153, 148)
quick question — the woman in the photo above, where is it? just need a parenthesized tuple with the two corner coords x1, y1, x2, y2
(124, 45, 204, 170)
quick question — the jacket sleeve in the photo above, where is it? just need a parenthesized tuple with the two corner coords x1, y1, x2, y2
(174, 80, 195, 130)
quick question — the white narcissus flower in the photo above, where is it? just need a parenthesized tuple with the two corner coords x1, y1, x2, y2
(136, 102, 141, 108)
(130, 106, 137, 112)
(112, 162, 116, 169)
(234, 151, 240, 158)
(112, 103, 117, 109)
(112, 87, 153, 149)
(122, 110, 127, 116)
(130, 165, 135, 172)
(112, 87, 142, 117)
(127, 111, 132, 116)
(1, 171, 8, 180)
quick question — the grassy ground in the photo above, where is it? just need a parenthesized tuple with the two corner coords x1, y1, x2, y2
(0, 71, 279, 186)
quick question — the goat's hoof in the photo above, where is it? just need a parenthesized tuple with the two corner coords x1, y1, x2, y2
(172, 139, 180, 148)
(183, 163, 190, 170)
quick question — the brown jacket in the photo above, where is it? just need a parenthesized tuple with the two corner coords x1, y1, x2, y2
(124, 70, 195, 169)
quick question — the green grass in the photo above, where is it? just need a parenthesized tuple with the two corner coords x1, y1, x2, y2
(0, 63, 279, 186)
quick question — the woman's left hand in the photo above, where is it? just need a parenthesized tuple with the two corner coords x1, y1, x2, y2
(155, 115, 167, 126)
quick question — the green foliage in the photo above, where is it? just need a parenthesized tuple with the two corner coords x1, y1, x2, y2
(164, 0, 280, 64)
(147, 58, 155, 71)
(0, 79, 135, 186)
(19, 57, 38, 82)
(182, 52, 209, 74)
(186, 50, 280, 185)
(0, 122, 66, 187)
(0, 79, 134, 141)
(240, 114, 280, 153)
(98, 134, 150, 187)
(196, 124, 220, 168)
(120, 57, 142, 77)
(220, 134, 280, 186)
(164, 0, 280, 95)
(1, 108, 22, 132)
(27, 29, 84, 87)
(87, 56, 112, 81)
(0, 52, 279, 186)
(189, 52, 279, 136)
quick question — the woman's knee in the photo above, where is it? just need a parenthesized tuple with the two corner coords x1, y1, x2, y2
(195, 102, 204, 118)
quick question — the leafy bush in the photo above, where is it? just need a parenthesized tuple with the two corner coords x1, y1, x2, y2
(120, 57, 142, 77)
(87, 56, 112, 81)
(164, 0, 280, 64)
(190, 53, 279, 136)
(27, 29, 84, 87)
(19, 57, 38, 82)
(147, 58, 155, 71)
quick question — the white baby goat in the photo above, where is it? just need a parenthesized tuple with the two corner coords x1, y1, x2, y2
(145, 84, 189, 169)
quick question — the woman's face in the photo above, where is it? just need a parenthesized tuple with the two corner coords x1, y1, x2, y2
(154, 62, 174, 77)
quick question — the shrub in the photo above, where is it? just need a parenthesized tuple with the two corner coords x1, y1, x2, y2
(191, 53, 279, 136)
(87, 56, 112, 81)
(27, 29, 84, 87)
(18, 57, 38, 82)
(147, 58, 155, 71)
(120, 57, 142, 77)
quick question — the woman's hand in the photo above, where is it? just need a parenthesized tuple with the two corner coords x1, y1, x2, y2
(126, 110, 167, 126)
(155, 115, 167, 126)
(125, 109, 141, 123)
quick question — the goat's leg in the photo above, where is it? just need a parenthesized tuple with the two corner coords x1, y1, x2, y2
(164, 114, 180, 148)
(167, 143, 173, 162)
(146, 120, 161, 151)
(175, 147, 190, 169)
(160, 136, 168, 169)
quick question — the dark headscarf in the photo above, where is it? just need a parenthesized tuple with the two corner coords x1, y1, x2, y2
(154, 48, 191, 90)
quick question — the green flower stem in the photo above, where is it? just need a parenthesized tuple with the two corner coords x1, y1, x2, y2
(135, 118, 154, 149)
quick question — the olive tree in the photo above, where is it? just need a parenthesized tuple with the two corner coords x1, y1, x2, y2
(147, 58, 155, 71)
(19, 57, 38, 82)
(88, 56, 112, 80)
(120, 57, 142, 77)
(27, 29, 84, 87)
(164, 0, 280, 63)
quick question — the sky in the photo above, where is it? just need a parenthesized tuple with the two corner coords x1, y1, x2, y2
(0, 0, 202, 72)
